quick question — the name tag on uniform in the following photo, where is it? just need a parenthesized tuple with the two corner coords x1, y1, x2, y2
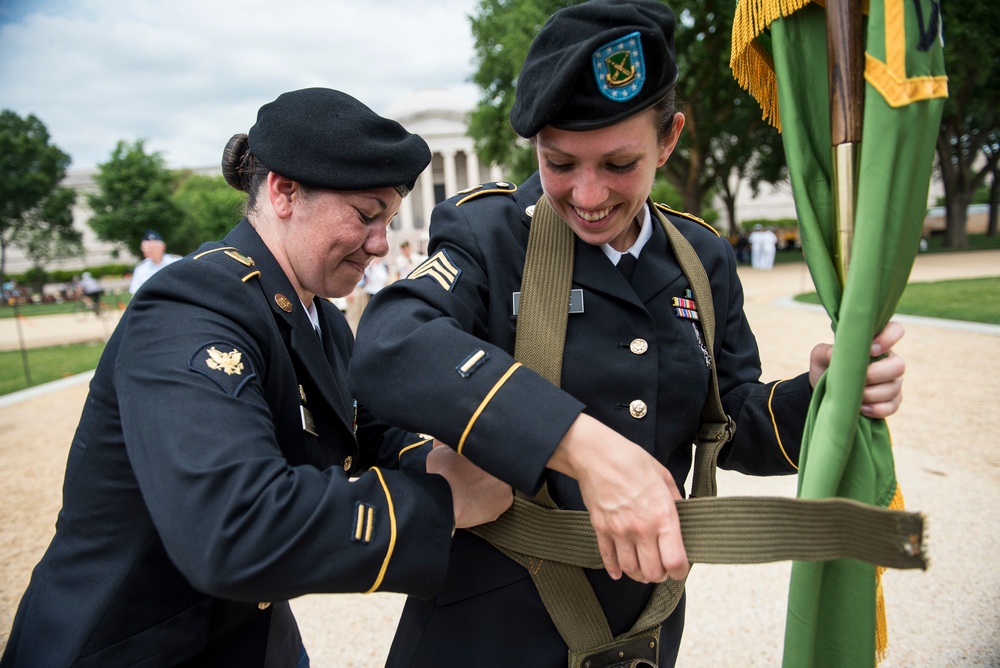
(300, 405, 318, 437)
(512, 289, 584, 316)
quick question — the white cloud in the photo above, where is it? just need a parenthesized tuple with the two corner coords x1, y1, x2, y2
(0, 0, 481, 170)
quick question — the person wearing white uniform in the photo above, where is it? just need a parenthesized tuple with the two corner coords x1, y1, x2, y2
(129, 230, 181, 294)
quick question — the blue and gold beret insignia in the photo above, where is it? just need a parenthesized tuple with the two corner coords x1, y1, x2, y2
(408, 249, 462, 291)
(189, 341, 256, 397)
(593, 32, 645, 102)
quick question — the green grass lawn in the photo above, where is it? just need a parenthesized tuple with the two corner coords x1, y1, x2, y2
(1, 342, 105, 396)
(795, 276, 1000, 325)
(0, 292, 129, 319)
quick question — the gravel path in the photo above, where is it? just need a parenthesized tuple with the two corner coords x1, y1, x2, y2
(1, 251, 998, 666)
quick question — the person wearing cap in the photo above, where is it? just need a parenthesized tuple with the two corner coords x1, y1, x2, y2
(349, 1, 907, 666)
(129, 229, 182, 294)
(1, 87, 512, 667)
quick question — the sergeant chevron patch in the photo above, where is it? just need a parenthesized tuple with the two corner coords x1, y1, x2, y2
(408, 249, 462, 291)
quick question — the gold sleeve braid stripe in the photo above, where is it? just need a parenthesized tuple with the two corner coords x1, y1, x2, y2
(398, 438, 432, 461)
(363, 468, 398, 594)
(456, 362, 522, 456)
(767, 379, 798, 471)
(408, 251, 461, 291)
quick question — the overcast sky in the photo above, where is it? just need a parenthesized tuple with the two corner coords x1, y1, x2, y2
(0, 0, 482, 172)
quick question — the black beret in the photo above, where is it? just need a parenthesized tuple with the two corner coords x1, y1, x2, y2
(247, 88, 431, 196)
(509, 0, 677, 138)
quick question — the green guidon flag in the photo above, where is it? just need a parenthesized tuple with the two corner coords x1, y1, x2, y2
(731, 0, 946, 665)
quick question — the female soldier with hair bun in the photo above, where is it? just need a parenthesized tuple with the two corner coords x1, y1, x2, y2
(2, 87, 511, 667)
(350, 1, 908, 665)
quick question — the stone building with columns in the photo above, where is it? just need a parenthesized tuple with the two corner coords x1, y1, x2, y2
(383, 87, 505, 254)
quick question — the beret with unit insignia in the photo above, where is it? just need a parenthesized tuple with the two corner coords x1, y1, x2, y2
(509, 0, 678, 138)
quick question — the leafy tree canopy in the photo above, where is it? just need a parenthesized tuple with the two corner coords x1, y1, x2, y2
(0, 110, 77, 282)
(87, 139, 182, 259)
(936, 0, 1000, 247)
(170, 173, 246, 255)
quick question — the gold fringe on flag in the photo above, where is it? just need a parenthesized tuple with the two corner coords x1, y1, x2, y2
(730, 0, 814, 131)
(874, 482, 906, 664)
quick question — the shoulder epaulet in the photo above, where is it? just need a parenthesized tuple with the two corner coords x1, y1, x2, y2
(454, 181, 518, 207)
(654, 202, 720, 237)
(193, 246, 261, 283)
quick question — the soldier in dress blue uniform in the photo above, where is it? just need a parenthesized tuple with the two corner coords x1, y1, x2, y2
(1, 88, 511, 667)
(349, 2, 908, 666)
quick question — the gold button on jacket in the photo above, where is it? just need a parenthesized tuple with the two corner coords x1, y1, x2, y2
(629, 400, 648, 419)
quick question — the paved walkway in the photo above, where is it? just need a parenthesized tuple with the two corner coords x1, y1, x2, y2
(1, 251, 998, 666)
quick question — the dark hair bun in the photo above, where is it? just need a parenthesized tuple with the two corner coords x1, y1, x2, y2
(221, 133, 252, 192)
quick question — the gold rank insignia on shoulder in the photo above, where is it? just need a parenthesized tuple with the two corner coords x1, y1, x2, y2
(456, 181, 517, 206)
(224, 250, 254, 266)
(206, 346, 244, 375)
(654, 202, 720, 237)
(408, 249, 462, 291)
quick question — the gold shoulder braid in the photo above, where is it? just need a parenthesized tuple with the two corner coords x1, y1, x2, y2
(193, 245, 260, 282)
(653, 202, 720, 237)
(456, 181, 517, 207)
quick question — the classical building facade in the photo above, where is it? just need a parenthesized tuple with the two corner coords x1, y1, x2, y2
(384, 87, 505, 253)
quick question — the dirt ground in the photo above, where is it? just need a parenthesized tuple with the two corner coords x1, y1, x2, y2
(1, 251, 998, 666)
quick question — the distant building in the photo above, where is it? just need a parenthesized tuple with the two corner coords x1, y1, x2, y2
(384, 87, 505, 253)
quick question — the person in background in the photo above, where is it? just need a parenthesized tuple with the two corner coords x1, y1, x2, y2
(1, 87, 511, 668)
(78, 271, 103, 312)
(129, 229, 182, 293)
(348, 2, 907, 666)
(394, 239, 426, 281)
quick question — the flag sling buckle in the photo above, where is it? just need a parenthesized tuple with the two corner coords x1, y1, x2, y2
(570, 628, 660, 668)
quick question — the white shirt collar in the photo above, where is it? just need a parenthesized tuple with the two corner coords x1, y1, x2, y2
(600, 203, 653, 263)
(302, 298, 320, 335)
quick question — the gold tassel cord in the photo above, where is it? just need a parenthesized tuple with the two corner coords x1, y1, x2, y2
(730, 0, 813, 131)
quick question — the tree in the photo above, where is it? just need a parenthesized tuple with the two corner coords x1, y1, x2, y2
(935, 1, 1000, 248)
(467, 0, 572, 184)
(0, 110, 78, 284)
(88, 139, 182, 259)
(16, 186, 83, 293)
(467, 0, 788, 231)
(170, 172, 247, 255)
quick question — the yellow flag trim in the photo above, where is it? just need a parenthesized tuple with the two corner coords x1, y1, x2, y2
(732, 0, 946, 130)
(865, 0, 947, 107)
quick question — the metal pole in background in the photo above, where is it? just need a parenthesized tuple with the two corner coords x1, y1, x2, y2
(13, 303, 32, 387)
